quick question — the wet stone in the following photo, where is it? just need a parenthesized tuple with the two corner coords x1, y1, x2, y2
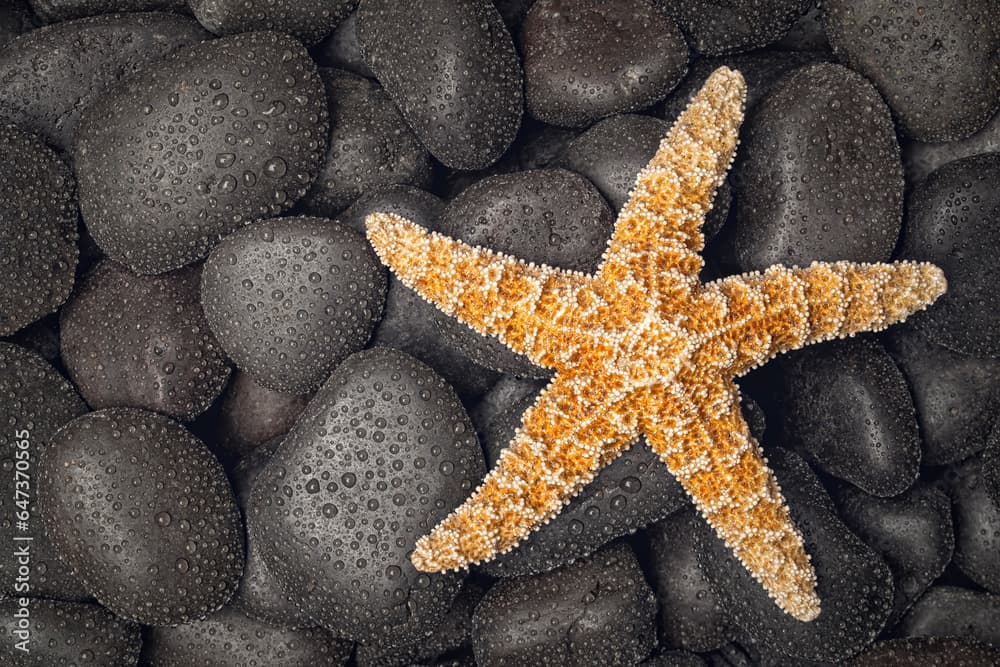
(36, 408, 244, 625)
(191, 0, 356, 46)
(60, 261, 232, 420)
(74, 31, 329, 274)
(0, 124, 78, 336)
(895, 586, 1000, 648)
(661, 0, 812, 55)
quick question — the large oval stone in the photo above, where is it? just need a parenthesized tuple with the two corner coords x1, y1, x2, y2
(247, 347, 486, 645)
(733, 62, 902, 272)
(37, 408, 244, 625)
(75, 31, 329, 274)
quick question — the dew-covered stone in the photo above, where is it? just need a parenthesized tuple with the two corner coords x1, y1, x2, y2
(985, 423, 1000, 507)
(647, 509, 733, 653)
(732, 63, 902, 272)
(142, 605, 351, 666)
(37, 408, 244, 625)
(522, 0, 688, 127)
(356, 0, 522, 170)
(478, 394, 686, 577)
(28, 0, 185, 22)
(0, 12, 209, 152)
(695, 448, 893, 663)
(469, 375, 546, 440)
(299, 68, 432, 217)
(0, 0, 37, 48)
(75, 31, 329, 275)
(61, 261, 231, 420)
(780, 338, 920, 496)
(641, 650, 708, 667)
(899, 153, 1000, 358)
(556, 113, 670, 212)
(834, 482, 953, 624)
(848, 637, 1000, 666)
(214, 371, 311, 457)
(0, 598, 140, 667)
(0, 343, 90, 601)
(0, 124, 78, 336)
(472, 543, 657, 667)
(191, 0, 355, 45)
(823, 0, 1000, 142)
(887, 324, 1000, 465)
(662, 0, 812, 55)
(432, 169, 614, 378)
(247, 347, 486, 645)
(948, 456, 1000, 594)
(896, 586, 1000, 647)
(902, 109, 1000, 186)
(201, 216, 386, 394)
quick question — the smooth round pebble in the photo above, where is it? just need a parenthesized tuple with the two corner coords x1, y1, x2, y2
(899, 153, 1000, 358)
(247, 347, 485, 645)
(522, 0, 688, 127)
(75, 31, 329, 274)
(823, 0, 1000, 142)
(0, 13, 209, 152)
(214, 371, 312, 457)
(36, 408, 244, 625)
(695, 448, 893, 663)
(478, 395, 686, 577)
(647, 509, 733, 653)
(356, 0, 523, 170)
(472, 543, 657, 667)
(0, 124, 78, 336)
(299, 68, 432, 217)
(142, 605, 351, 666)
(0, 598, 140, 667)
(780, 338, 920, 496)
(663, 0, 812, 55)
(896, 586, 1000, 647)
(432, 169, 614, 378)
(0, 343, 90, 601)
(834, 482, 954, 624)
(887, 324, 1000, 465)
(948, 456, 1000, 594)
(733, 63, 902, 272)
(61, 261, 232, 420)
(190, 0, 355, 45)
(201, 216, 386, 393)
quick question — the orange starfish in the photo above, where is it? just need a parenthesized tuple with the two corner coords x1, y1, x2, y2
(365, 67, 946, 622)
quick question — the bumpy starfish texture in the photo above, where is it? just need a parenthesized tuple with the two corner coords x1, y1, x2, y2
(365, 67, 946, 623)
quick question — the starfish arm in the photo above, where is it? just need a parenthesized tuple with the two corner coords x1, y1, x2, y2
(711, 260, 947, 375)
(410, 371, 641, 572)
(644, 380, 820, 622)
(598, 66, 746, 288)
(365, 212, 591, 367)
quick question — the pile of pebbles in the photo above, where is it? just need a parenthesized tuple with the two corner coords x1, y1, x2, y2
(1, 1, 999, 665)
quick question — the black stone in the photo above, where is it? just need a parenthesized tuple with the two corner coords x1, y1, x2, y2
(37, 408, 244, 625)
(28, 0, 185, 22)
(948, 456, 1000, 594)
(61, 261, 232, 420)
(75, 31, 329, 274)
(899, 153, 1000, 358)
(472, 543, 657, 666)
(311, 10, 374, 79)
(214, 371, 312, 458)
(247, 347, 485, 645)
(0, 124, 78, 336)
(357, 0, 522, 170)
(834, 482, 953, 624)
(190, 0, 355, 45)
(780, 338, 920, 497)
(522, 0, 688, 127)
(201, 216, 386, 394)
(823, 0, 1000, 142)
(661, 0, 812, 55)
(895, 586, 1000, 647)
(847, 637, 1000, 666)
(733, 63, 902, 272)
(0, 12, 209, 152)
(299, 68, 432, 217)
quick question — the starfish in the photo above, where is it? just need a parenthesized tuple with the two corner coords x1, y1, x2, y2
(364, 67, 946, 622)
